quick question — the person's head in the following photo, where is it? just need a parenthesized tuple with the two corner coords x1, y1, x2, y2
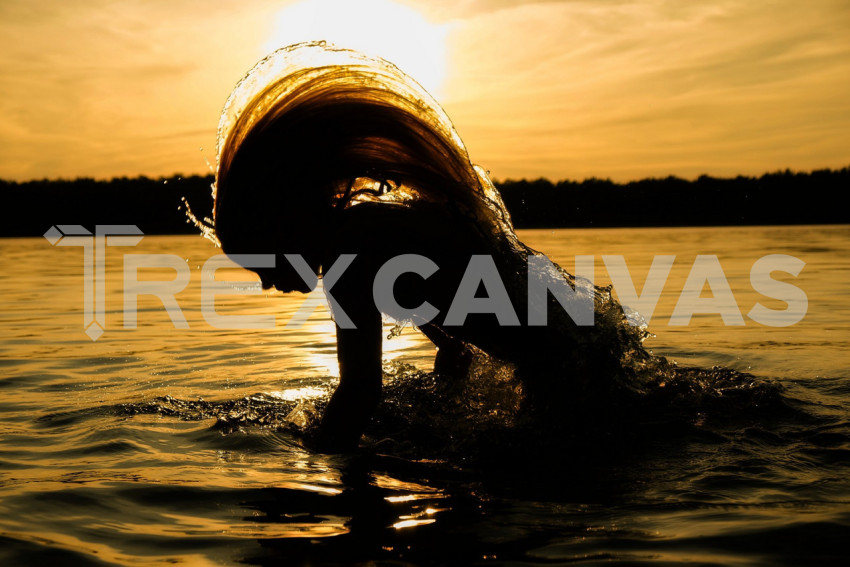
(212, 42, 517, 292)
(214, 117, 336, 293)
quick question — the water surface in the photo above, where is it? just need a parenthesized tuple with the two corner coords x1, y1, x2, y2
(1, 226, 848, 565)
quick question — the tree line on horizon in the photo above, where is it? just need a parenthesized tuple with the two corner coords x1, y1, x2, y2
(1, 167, 847, 237)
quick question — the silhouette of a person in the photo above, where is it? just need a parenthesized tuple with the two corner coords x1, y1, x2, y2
(210, 43, 650, 451)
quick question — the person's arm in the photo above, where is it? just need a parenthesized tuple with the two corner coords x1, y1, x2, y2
(420, 323, 475, 377)
(315, 284, 383, 452)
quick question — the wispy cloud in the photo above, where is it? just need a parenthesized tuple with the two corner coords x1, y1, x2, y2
(0, 0, 281, 180)
(442, 0, 850, 179)
(0, 0, 847, 180)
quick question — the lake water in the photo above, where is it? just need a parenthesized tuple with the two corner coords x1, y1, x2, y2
(1, 225, 848, 565)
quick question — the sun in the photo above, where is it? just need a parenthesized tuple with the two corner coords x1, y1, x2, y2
(263, 0, 448, 96)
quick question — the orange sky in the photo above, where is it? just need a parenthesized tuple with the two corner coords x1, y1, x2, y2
(1, 0, 848, 182)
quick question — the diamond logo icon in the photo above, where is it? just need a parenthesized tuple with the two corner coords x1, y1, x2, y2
(85, 321, 104, 341)
(43, 225, 63, 245)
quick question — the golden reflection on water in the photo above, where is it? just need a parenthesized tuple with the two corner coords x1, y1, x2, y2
(107, 512, 349, 539)
(0, 228, 848, 564)
(5, 226, 845, 385)
(373, 474, 446, 495)
(520, 225, 850, 377)
(392, 518, 437, 529)
(0, 529, 228, 567)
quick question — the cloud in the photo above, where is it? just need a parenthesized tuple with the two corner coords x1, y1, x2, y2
(0, 0, 283, 180)
(441, 0, 850, 180)
(0, 0, 847, 180)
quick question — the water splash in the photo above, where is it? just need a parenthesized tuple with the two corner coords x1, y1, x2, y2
(180, 194, 220, 247)
(115, 356, 788, 466)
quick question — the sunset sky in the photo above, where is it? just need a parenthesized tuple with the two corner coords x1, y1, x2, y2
(1, 0, 848, 182)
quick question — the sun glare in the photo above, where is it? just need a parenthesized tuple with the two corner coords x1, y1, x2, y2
(263, 0, 448, 96)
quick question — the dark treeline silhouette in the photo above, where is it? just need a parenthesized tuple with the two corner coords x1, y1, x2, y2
(498, 167, 849, 228)
(2, 175, 216, 238)
(1, 167, 848, 237)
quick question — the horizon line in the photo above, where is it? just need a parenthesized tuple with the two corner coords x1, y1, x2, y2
(2, 164, 848, 187)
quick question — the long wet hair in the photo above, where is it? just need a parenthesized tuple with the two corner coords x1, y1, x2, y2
(211, 42, 522, 275)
